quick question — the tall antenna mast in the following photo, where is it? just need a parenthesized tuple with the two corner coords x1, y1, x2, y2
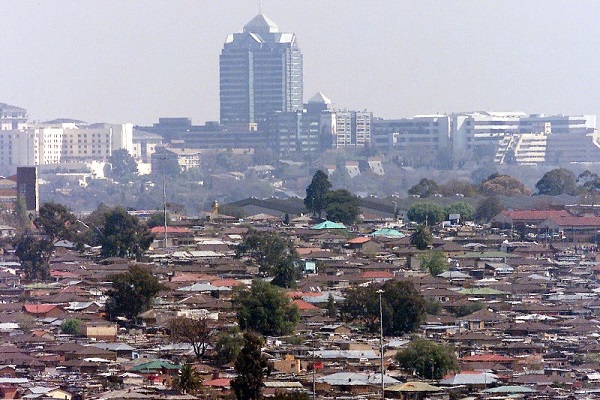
(258, 0, 262, 14)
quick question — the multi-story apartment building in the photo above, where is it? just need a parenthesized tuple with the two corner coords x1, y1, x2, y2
(0, 103, 27, 131)
(372, 115, 451, 151)
(267, 92, 334, 156)
(0, 119, 134, 168)
(334, 110, 372, 148)
(220, 14, 303, 128)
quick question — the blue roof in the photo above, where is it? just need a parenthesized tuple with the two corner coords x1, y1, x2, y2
(311, 221, 347, 230)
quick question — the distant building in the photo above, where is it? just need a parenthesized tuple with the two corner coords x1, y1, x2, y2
(0, 121, 134, 167)
(267, 92, 335, 156)
(452, 112, 598, 164)
(0, 103, 27, 131)
(220, 13, 303, 128)
(372, 115, 451, 151)
(334, 110, 372, 149)
(151, 146, 201, 173)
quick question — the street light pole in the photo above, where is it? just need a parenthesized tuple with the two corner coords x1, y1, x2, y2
(377, 289, 384, 400)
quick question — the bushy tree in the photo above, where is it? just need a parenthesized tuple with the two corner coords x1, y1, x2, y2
(536, 168, 578, 195)
(408, 178, 439, 198)
(236, 230, 299, 288)
(215, 327, 245, 366)
(60, 318, 82, 335)
(14, 202, 78, 281)
(231, 331, 269, 400)
(407, 202, 445, 225)
(325, 189, 360, 225)
(578, 170, 600, 199)
(419, 251, 448, 276)
(395, 338, 458, 379)
(410, 224, 433, 250)
(99, 206, 154, 260)
(14, 235, 54, 281)
(234, 280, 299, 336)
(480, 173, 530, 196)
(304, 170, 332, 218)
(437, 179, 479, 197)
(340, 280, 426, 336)
(169, 317, 214, 359)
(445, 201, 475, 222)
(108, 149, 138, 182)
(105, 264, 164, 320)
(474, 196, 504, 223)
(34, 202, 78, 242)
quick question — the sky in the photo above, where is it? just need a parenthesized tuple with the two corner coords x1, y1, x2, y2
(1, 1, 599, 125)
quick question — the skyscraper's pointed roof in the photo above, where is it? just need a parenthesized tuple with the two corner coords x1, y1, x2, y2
(243, 13, 279, 34)
(308, 92, 332, 104)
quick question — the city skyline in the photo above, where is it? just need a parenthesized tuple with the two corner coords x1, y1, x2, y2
(1, 1, 599, 125)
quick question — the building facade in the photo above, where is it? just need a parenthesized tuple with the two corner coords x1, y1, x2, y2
(220, 14, 303, 128)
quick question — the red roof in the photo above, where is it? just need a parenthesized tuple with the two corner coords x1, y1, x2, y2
(23, 304, 59, 314)
(291, 299, 319, 311)
(347, 236, 371, 244)
(461, 353, 514, 362)
(203, 378, 231, 387)
(361, 271, 394, 279)
(210, 278, 244, 287)
(543, 216, 600, 227)
(497, 210, 571, 222)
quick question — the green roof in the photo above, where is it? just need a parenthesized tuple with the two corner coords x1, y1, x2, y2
(129, 360, 180, 372)
(311, 220, 347, 230)
(370, 228, 405, 238)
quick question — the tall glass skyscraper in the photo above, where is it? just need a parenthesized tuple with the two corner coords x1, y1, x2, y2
(220, 14, 303, 128)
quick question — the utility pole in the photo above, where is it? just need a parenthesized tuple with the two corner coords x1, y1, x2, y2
(162, 157, 168, 249)
(377, 289, 385, 400)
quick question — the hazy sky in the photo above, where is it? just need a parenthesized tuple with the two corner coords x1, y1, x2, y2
(1, 1, 599, 125)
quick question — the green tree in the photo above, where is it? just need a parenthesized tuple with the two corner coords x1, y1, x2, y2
(340, 280, 426, 336)
(437, 180, 479, 197)
(60, 318, 82, 335)
(480, 173, 530, 196)
(408, 178, 439, 198)
(234, 280, 300, 336)
(577, 170, 600, 203)
(407, 202, 445, 225)
(146, 211, 171, 228)
(231, 331, 269, 400)
(168, 317, 214, 359)
(34, 202, 78, 243)
(304, 170, 332, 218)
(450, 301, 485, 317)
(474, 196, 504, 223)
(410, 224, 433, 250)
(12, 194, 31, 232)
(419, 251, 448, 276)
(535, 168, 578, 195)
(236, 230, 300, 288)
(445, 201, 475, 222)
(108, 149, 138, 182)
(174, 363, 202, 394)
(395, 338, 458, 379)
(99, 206, 154, 260)
(105, 264, 164, 320)
(327, 293, 337, 318)
(325, 189, 360, 225)
(14, 202, 78, 281)
(14, 235, 54, 281)
(215, 327, 245, 366)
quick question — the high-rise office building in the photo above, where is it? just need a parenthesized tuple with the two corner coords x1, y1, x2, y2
(220, 14, 303, 128)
